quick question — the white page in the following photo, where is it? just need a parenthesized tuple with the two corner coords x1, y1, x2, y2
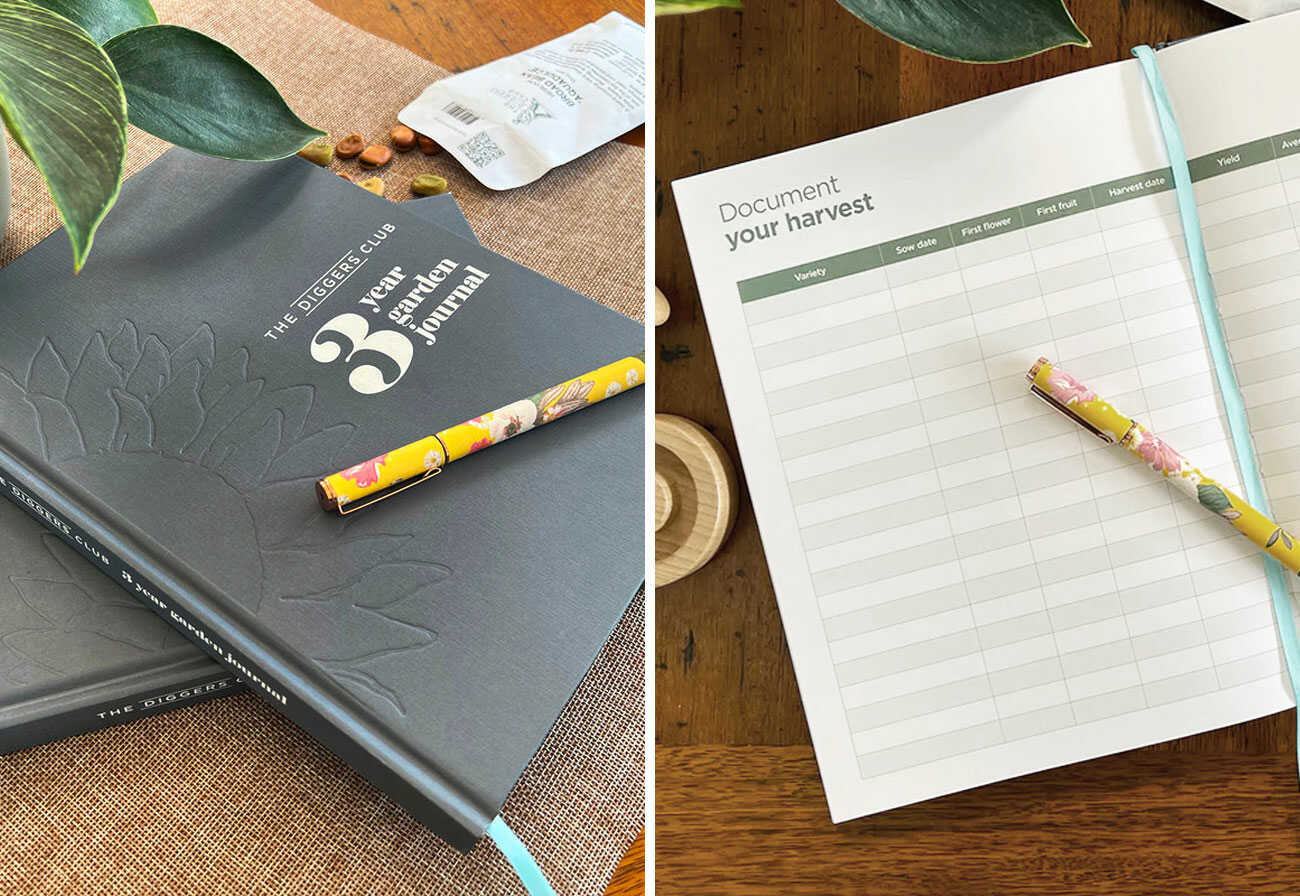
(673, 13, 1300, 823)
(1205, 0, 1297, 19)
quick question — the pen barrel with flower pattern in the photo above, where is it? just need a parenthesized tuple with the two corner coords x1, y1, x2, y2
(316, 354, 645, 513)
(1028, 357, 1300, 576)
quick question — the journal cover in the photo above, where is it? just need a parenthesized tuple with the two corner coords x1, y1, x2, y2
(0, 502, 241, 754)
(404, 191, 478, 244)
(0, 184, 482, 756)
(0, 148, 643, 850)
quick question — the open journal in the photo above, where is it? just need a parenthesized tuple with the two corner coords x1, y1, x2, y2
(673, 12, 1300, 822)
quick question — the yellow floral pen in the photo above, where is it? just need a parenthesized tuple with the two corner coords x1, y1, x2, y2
(316, 353, 645, 514)
(1028, 357, 1300, 576)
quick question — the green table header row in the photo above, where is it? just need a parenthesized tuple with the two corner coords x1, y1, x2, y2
(738, 126, 1300, 303)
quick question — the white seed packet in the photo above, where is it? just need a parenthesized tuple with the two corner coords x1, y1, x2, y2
(399, 12, 645, 190)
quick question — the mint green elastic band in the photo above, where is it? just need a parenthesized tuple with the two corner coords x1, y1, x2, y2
(1132, 45, 1300, 752)
(487, 815, 558, 896)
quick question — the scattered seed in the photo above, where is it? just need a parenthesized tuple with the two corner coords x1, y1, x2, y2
(336, 133, 365, 158)
(296, 140, 334, 166)
(654, 286, 671, 326)
(390, 124, 417, 151)
(410, 173, 449, 196)
(337, 172, 353, 181)
(359, 145, 393, 169)
(416, 134, 441, 155)
(358, 177, 385, 196)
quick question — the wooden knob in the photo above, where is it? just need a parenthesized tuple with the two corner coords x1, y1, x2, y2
(655, 471, 673, 531)
(654, 286, 671, 326)
(655, 414, 738, 587)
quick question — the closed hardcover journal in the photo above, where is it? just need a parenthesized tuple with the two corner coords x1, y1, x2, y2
(0, 500, 241, 754)
(0, 149, 644, 850)
(0, 185, 483, 756)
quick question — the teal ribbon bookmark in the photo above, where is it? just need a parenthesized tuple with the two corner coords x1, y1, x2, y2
(487, 815, 559, 896)
(1132, 44, 1300, 767)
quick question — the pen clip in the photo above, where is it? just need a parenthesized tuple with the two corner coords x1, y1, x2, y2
(1027, 383, 1117, 444)
(337, 466, 441, 516)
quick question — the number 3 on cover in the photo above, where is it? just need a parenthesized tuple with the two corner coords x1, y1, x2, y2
(311, 313, 413, 395)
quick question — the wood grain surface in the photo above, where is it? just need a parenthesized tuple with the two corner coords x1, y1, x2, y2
(604, 830, 646, 896)
(298, 2, 645, 891)
(657, 746, 1300, 894)
(309, 0, 643, 145)
(654, 1, 1298, 893)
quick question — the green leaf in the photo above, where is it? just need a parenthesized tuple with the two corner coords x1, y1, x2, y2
(655, 0, 741, 13)
(30, 0, 157, 44)
(832, 0, 1089, 63)
(0, 1, 128, 271)
(1197, 483, 1236, 518)
(103, 25, 324, 161)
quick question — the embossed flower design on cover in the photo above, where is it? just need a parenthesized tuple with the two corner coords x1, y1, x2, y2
(0, 322, 450, 715)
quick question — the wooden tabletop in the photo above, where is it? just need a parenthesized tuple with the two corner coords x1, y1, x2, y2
(305, 1, 644, 891)
(655, 1, 1300, 893)
(310, 0, 643, 145)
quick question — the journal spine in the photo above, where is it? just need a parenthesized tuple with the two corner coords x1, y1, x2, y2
(0, 457, 483, 851)
(0, 669, 241, 756)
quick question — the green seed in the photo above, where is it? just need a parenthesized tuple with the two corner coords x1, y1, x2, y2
(358, 177, 385, 196)
(296, 140, 334, 166)
(411, 174, 449, 196)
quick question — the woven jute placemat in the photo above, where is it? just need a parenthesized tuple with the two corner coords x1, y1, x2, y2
(0, 0, 645, 892)
(0, 595, 644, 895)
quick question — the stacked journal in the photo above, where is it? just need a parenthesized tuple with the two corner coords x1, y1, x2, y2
(0, 188, 479, 754)
(0, 149, 644, 851)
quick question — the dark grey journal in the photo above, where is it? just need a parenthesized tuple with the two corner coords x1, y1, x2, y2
(0, 507, 241, 753)
(405, 191, 477, 244)
(0, 149, 642, 850)
(0, 185, 482, 756)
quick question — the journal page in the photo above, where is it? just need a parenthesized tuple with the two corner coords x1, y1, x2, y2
(1155, 26, 1300, 615)
(673, 13, 1300, 822)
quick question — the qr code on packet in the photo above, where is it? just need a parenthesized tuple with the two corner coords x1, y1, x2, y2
(459, 132, 505, 168)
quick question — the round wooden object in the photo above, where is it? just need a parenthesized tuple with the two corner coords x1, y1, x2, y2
(654, 471, 674, 531)
(655, 414, 738, 587)
(654, 286, 671, 326)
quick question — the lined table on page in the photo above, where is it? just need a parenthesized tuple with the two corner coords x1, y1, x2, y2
(736, 131, 1300, 788)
